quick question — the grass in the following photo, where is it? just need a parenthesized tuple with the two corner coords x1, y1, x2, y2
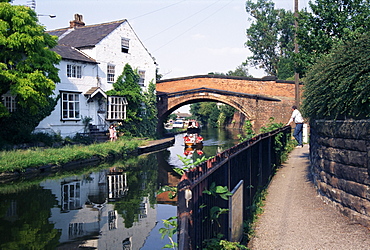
(0, 137, 147, 173)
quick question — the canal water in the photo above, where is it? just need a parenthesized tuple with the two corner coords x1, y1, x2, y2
(0, 127, 243, 250)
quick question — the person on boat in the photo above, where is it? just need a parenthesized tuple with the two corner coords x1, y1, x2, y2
(196, 150, 204, 155)
(196, 134, 203, 143)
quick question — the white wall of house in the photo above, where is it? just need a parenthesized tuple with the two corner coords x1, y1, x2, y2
(82, 21, 157, 92)
(35, 20, 156, 138)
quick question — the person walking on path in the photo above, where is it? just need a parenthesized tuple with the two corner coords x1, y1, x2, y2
(248, 145, 370, 250)
(286, 105, 304, 148)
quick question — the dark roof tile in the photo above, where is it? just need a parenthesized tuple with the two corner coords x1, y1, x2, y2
(52, 45, 97, 63)
(48, 20, 126, 48)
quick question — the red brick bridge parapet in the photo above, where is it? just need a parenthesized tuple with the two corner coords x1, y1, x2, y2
(156, 75, 302, 134)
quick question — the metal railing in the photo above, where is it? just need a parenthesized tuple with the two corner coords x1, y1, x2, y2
(177, 126, 291, 249)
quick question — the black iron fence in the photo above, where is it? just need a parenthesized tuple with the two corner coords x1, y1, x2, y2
(177, 126, 291, 249)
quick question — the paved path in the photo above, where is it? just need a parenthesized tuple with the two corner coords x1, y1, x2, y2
(248, 144, 370, 250)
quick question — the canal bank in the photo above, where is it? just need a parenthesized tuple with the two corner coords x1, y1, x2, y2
(0, 137, 175, 183)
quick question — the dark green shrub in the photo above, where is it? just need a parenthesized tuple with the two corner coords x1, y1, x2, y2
(302, 32, 370, 120)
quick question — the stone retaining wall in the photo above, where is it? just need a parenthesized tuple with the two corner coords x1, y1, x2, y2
(310, 120, 370, 227)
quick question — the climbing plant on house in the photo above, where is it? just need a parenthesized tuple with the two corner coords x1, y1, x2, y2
(106, 64, 158, 137)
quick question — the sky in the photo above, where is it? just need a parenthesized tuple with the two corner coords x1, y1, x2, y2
(13, 0, 309, 80)
(12, 0, 309, 113)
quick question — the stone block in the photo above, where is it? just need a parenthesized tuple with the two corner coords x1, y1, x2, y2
(327, 186, 341, 202)
(337, 179, 368, 199)
(328, 175, 339, 188)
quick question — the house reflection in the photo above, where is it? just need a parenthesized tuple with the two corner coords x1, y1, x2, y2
(41, 168, 156, 249)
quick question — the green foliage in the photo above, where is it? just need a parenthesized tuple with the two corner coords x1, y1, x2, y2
(81, 116, 93, 133)
(191, 102, 234, 128)
(0, 96, 58, 146)
(137, 80, 158, 137)
(106, 65, 158, 137)
(175, 154, 211, 175)
(29, 131, 63, 147)
(245, 0, 295, 78)
(209, 64, 252, 77)
(112, 154, 158, 228)
(297, 0, 370, 76)
(0, 3, 61, 145)
(203, 234, 248, 250)
(218, 104, 237, 127)
(106, 64, 143, 136)
(0, 186, 61, 249)
(167, 113, 177, 122)
(190, 102, 219, 127)
(244, 189, 267, 241)
(302, 32, 370, 119)
(259, 117, 283, 133)
(238, 120, 256, 142)
(203, 182, 233, 201)
(158, 185, 178, 199)
(0, 137, 140, 172)
(227, 64, 253, 77)
(159, 216, 178, 249)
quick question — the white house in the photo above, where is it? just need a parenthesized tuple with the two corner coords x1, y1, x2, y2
(35, 14, 157, 138)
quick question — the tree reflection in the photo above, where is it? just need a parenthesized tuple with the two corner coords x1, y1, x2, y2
(0, 186, 61, 249)
(112, 154, 158, 228)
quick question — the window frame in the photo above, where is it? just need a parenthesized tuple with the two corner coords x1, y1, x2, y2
(61, 91, 81, 121)
(106, 96, 128, 121)
(121, 37, 130, 53)
(2, 94, 17, 112)
(138, 70, 145, 87)
(67, 64, 82, 78)
(107, 65, 115, 83)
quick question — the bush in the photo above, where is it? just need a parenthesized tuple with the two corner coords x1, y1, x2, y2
(302, 32, 370, 120)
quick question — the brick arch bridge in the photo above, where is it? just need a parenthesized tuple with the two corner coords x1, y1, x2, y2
(156, 75, 302, 134)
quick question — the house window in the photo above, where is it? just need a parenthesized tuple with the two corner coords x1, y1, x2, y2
(67, 64, 82, 78)
(107, 96, 128, 120)
(138, 70, 145, 87)
(121, 38, 129, 53)
(2, 94, 16, 112)
(61, 92, 80, 120)
(107, 65, 115, 83)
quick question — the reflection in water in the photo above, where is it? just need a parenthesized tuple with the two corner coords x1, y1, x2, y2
(0, 127, 242, 249)
(0, 186, 61, 249)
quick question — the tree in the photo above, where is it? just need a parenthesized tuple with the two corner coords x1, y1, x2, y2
(190, 102, 220, 128)
(208, 64, 252, 77)
(297, 0, 370, 76)
(245, 0, 295, 78)
(0, 2, 61, 145)
(217, 104, 236, 127)
(302, 32, 370, 120)
(226, 64, 253, 77)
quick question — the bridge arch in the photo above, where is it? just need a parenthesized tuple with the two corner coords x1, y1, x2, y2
(156, 75, 301, 135)
(164, 94, 254, 120)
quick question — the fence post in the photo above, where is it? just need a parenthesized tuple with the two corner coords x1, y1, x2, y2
(178, 178, 192, 250)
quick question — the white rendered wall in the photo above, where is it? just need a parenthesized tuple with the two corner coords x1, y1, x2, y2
(35, 21, 156, 138)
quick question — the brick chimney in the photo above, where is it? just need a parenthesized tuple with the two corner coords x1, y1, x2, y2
(70, 14, 85, 28)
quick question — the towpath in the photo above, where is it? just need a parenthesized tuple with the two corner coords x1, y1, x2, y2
(248, 144, 370, 250)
